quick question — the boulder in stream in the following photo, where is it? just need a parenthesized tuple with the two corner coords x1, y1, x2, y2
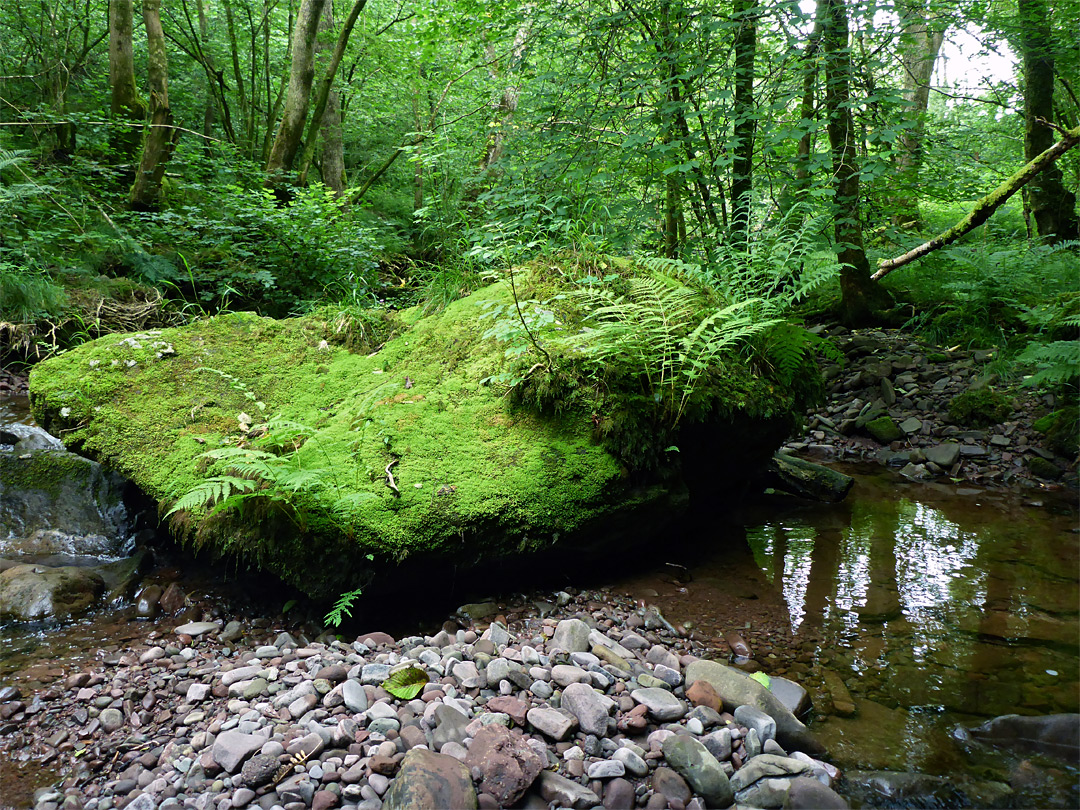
(684, 659, 825, 755)
(29, 266, 811, 599)
(0, 562, 106, 622)
(957, 713, 1080, 762)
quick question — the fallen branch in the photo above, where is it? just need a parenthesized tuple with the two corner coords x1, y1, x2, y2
(873, 123, 1080, 280)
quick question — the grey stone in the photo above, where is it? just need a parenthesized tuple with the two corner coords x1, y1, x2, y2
(768, 677, 812, 719)
(561, 682, 614, 737)
(730, 754, 811, 793)
(611, 747, 648, 777)
(700, 728, 732, 760)
(527, 706, 578, 741)
(735, 704, 777, 743)
(587, 760, 624, 779)
(783, 777, 849, 809)
(899, 417, 923, 434)
(536, 770, 601, 809)
(550, 619, 592, 653)
(174, 621, 218, 636)
(630, 688, 686, 721)
(0, 564, 105, 622)
(212, 731, 264, 773)
(99, 707, 124, 732)
(661, 735, 734, 808)
(432, 704, 469, 751)
(360, 663, 391, 685)
(551, 664, 589, 687)
(341, 680, 368, 714)
(925, 443, 961, 467)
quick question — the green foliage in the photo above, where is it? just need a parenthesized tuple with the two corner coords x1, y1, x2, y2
(947, 388, 1014, 428)
(0, 264, 68, 323)
(324, 584, 366, 628)
(382, 666, 430, 700)
(558, 272, 781, 427)
(751, 671, 772, 688)
(1031, 407, 1079, 458)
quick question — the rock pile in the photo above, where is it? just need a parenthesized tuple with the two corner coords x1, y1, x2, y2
(1, 595, 847, 810)
(784, 327, 1076, 487)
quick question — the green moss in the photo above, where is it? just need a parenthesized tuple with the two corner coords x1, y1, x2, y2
(1032, 406, 1079, 458)
(866, 416, 903, 444)
(947, 387, 1014, 428)
(29, 266, 806, 598)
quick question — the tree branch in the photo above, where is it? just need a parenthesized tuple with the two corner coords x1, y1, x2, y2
(873, 124, 1080, 279)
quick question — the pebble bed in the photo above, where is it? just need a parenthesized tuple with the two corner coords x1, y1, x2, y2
(0, 590, 846, 810)
(782, 327, 1076, 488)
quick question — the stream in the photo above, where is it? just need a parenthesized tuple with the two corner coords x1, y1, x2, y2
(1, 394, 1077, 808)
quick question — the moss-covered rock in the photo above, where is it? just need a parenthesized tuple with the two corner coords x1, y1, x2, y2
(865, 416, 903, 444)
(29, 270, 806, 599)
(1032, 406, 1079, 458)
(947, 387, 1013, 428)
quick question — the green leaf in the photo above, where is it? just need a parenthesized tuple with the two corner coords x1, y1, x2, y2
(382, 666, 429, 700)
(750, 671, 771, 689)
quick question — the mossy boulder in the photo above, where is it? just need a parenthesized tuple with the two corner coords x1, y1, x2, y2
(947, 387, 1013, 428)
(1032, 406, 1079, 459)
(29, 270, 806, 599)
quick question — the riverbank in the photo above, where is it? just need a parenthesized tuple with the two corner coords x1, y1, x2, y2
(2, 582, 848, 810)
(781, 326, 1077, 489)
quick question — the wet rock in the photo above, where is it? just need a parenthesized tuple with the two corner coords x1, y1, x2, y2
(535, 770, 601, 809)
(0, 563, 105, 622)
(865, 416, 902, 443)
(561, 682, 614, 736)
(464, 725, 543, 805)
(685, 660, 823, 755)
(630, 688, 686, 721)
(783, 777, 849, 809)
(382, 748, 477, 810)
(960, 713, 1080, 762)
(661, 734, 734, 808)
(768, 676, 812, 719)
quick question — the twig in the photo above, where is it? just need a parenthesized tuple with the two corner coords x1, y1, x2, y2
(384, 459, 400, 498)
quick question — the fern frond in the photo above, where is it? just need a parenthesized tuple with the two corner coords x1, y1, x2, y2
(166, 475, 256, 516)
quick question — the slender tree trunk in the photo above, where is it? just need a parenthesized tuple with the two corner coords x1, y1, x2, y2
(109, 0, 145, 158)
(129, 0, 178, 210)
(315, 1, 345, 196)
(224, 0, 248, 151)
(893, 0, 945, 228)
(1018, 0, 1079, 242)
(266, 0, 327, 183)
(730, 0, 756, 246)
(479, 22, 529, 172)
(821, 0, 890, 324)
(196, 0, 217, 157)
(297, 0, 369, 185)
(793, 15, 823, 198)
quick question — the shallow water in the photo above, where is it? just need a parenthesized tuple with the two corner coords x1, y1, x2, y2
(1, 394, 1077, 806)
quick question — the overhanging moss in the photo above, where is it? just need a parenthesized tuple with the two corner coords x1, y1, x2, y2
(29, 267, 810, 599)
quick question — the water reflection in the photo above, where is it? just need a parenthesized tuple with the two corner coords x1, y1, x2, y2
(745, 473, 1079, 723)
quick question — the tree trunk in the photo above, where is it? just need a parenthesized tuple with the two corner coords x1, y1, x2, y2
(874, 124, 1080, 278)
(794, 13, 823, 198)
(479, 22, 529, 172)
(1018, 0, 1079, 242)
(128, 0, 178, 211)
(730, 0, 756, 246)
(266, 0, 328, 183)
(892, 0, 945, 228)
(108, 0, 145, 158)
(821, 0, 890, 325)
(297, 0, 369, 185)
(315, 1, 346, 196)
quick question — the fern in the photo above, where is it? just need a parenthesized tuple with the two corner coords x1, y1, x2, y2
(166, 475, 256, 516)
(324, 586, 365, 628)
(1019, 340, 1080, 389)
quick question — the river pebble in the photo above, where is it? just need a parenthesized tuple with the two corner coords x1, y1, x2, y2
(0, 590, 849, 810)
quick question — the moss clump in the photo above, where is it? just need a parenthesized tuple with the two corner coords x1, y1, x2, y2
(866, 416, 903, 443)
(29, 265, 807, 599)
(947, 387, 1013, 428)
(1032, 406, 1079, 458)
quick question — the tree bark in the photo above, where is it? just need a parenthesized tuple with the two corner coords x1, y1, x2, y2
(730, 0, 756, 246)
(1018, 0, 1079, 242)
(892, 0, 945, 228)
(479, 21, 529, 172)
(873, 124, 1080, 278)
(794, 13, 823, 197)
(109, 0, 146, 158)
(265, 0, 328, 183)
(315, 1, 346, 196)
(821, 0, 890, 325)
(297, 0, 369, 185)
(128, 0, 179, 211)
